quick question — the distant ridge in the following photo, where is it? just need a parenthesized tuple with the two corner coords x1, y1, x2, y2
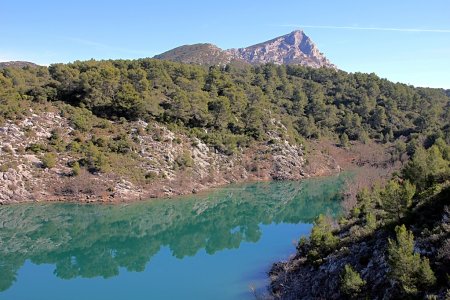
(154, 30, 335, 68)
(154, 43, 243, 66)
(0, 61, 39, 69)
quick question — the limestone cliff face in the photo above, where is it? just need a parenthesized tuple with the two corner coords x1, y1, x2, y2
(0, 111, 340, 204)
(227, 30, 335, 68)
(154, 30, 335, 69)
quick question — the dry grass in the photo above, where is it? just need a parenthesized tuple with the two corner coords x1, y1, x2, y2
(307, 139, 404, 214)
(55, 169, 112, 197)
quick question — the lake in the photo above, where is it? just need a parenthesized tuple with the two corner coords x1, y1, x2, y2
(0, 175, 347, 300)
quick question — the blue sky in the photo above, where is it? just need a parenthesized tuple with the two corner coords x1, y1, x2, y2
(1, 0, 450, 88)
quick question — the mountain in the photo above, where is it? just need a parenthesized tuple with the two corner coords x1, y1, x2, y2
(0, 61, 39, 69)
(154, 30, 335, 68)
(154, 43, 239, 66)
(228, 30, 335, 68)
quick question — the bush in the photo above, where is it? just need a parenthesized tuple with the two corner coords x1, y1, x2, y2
(2, 145, 13, 154)
(27, 143, 47, 154)
(175, 150, 194, 169)
(42, 152, 57, 169)
(1, 161, 18, 172)
(364, 212, 377, 232)
(70, 108, 93, 132)
(340, 133, 349, 148)
(83, 143, 109, 173)
(340, 264, 366, 297)
(144, 171, 158, 182)
(66, 141, 81, 152)
(308, 214, 338, 260)
(71, 161, 81, 176)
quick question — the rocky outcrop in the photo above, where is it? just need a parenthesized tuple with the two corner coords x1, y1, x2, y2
(154, 30, 335, 69)
(0, 111, 341, 204)
(228, 30, 335, 68)
(270, 230, 392, 300)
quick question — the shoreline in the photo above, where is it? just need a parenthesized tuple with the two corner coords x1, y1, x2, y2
(1, 139, 396, 206)
(0, 167, 342, 205)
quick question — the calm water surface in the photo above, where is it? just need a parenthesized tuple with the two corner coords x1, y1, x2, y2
(0, 175, 347, 300)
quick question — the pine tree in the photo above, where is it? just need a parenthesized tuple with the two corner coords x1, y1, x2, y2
(340, 133, 349, 148)
(388, 225, 436, 294)
(308, 215, 338, 260)
(380, 180, 415, 220)
(340, 264, 366, 297)
(71, 161, 81, 176)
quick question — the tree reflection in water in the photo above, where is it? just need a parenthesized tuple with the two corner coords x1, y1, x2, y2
(0, 175, 347, 291)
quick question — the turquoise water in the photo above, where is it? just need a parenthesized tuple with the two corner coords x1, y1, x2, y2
(0, 175, 347, 300)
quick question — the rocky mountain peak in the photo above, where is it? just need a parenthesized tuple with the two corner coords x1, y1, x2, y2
(284, 30, 316, 54)
(227, 30, 334, 68)
(154, 30, 335, 69)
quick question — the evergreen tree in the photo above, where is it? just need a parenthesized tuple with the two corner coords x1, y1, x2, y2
(340, 133, 349, 148)
(380, 180, 415, 220)
(340, 264, 366, 297)
(308, 214, 338, 260)
(388, 225, 436, 294)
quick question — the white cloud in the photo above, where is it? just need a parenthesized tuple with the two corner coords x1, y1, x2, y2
(278, 24, 450, 33)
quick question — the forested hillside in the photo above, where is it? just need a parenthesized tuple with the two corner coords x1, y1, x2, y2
(2, 59, 449, 148)
(0, 59, 449, 203)
(270, 137, 450, 299)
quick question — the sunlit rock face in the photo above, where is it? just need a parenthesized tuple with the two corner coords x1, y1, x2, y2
(228, 30, 336, 68)
(155, 30, 336, 69)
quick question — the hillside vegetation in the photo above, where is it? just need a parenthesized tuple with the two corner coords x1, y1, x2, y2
(270, 138, 450, 299)
(0, 59, 449, 203)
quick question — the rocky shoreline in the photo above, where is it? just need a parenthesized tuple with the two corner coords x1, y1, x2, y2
(0, 111, 341, 204)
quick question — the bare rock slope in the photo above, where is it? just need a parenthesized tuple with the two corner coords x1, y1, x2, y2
(0, 111, 340, 204)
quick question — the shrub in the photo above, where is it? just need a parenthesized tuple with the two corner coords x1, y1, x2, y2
(71, 161, 81, 176)
(2, 145, 13, 154)
(83, 144, 109, 173)
(0, 163, 10, 172)
(26, 143, 47, 154)
(175, 150, 194, 169)
(340, 264, 366, 297)
(48, 129, 66, 152)
(144, 171, 158, 182)
(340, 133, 349, 148)
(308, 214, 338, 260)
(365, 212, 377, 231)
(42, 152, 57, 169)
(70, 108, 93, 132)
(66, 141, 81, 152)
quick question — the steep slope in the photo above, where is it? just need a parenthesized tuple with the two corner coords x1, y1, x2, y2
(154, 30, 335, 68)
(270, 144, 450, 299)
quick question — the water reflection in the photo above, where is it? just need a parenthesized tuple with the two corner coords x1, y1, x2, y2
(0, 175, 346, 292)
